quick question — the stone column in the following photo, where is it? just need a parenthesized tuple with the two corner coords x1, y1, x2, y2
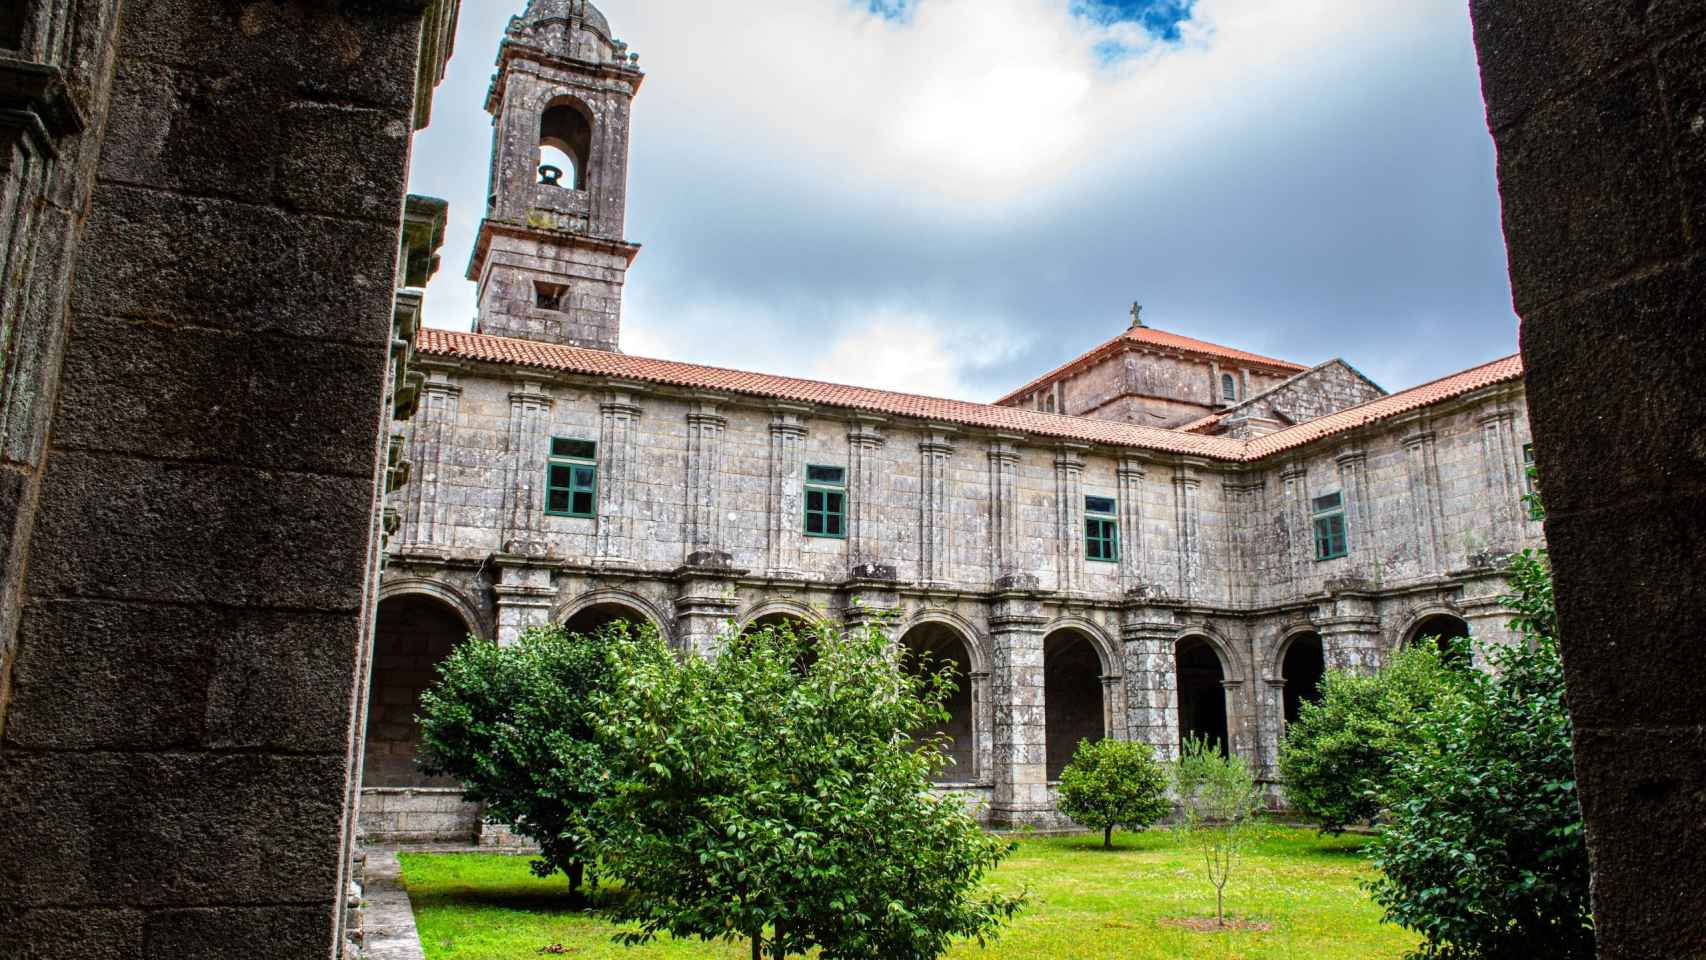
(1122, 604, 1181, 760)
(1257, 675, 1288, 781)
(765, 406, 809, 577)
(1053, 444, 1086, 594)
(1319, 592, 1381, 675)
(987, 437, 1022, 584)
(1101, 674, 1128, 741)
(1402, 429, 1444, 576)
(402, 374, 460, 549)
(500, 381, 553, 556)
(1116, 455, 1148, 592)
(918, 427, 955, 586)
(493, 560, 555, 647)
(674, 576, 741, 659)
(1335, 447, 1372, 562)
(989, 593, 1048, 826)
(1172, 465, 1201, 602)
(684, 398, 728, 564)
(971, 669, 994, 783)
(847, 416, 887, 577)
(596, 386, 642, 565)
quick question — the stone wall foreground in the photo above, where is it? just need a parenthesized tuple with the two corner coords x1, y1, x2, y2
(1468, 3, 1706, 957)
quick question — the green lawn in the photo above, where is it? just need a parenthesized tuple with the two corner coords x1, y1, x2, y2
(400, 825, 1420, 960)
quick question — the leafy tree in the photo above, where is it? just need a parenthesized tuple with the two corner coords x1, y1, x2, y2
(590, 618, 1024, 960)
(1055, 738, 1171, 849)
(415, 623, 622, 895)
(1367, 546, 1594, 959)
(1173, 734, 1262, 926)
(1277, 644, 1464, 833)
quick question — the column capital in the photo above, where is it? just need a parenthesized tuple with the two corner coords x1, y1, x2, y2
(1402, 430, 1437, 449)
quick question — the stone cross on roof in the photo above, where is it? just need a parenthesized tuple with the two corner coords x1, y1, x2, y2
(1130, 302, 1145, 328)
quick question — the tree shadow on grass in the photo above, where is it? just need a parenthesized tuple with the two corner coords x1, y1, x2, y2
(409, 885, 648, 917)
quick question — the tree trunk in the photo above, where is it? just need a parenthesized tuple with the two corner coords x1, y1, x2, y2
(1216, 886, 1224, 926)
(1103, 825, 1113, 850)
(751, 934, 762, 960)
(566, 861, 584, 896)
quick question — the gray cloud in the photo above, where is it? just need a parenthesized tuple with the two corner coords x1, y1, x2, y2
(408, 0, 1517, 403)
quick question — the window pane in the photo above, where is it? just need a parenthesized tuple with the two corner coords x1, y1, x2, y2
(550, 464, 574, 488)
(807, 465, 846, 485)
(1086, 496, 1116, 515)
(806, 511, 824, 535)
(806, 489, 824, 511)
(1313, 492, 1342, 513)
(553, 438, 597, 460)
(826, 513, 842, 536)
(548, 489, 571, 513)
(572, 491, 594, 516)
(572, 466, 596, 488)
(827, 491, 845, 515)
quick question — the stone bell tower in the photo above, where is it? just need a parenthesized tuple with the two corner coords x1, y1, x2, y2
(468, 0, 643, 351)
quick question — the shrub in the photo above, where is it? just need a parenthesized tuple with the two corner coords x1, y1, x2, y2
(415, 623, 622, 894)
(1278, 643, 1463, 833)
(591, 618, 1024, 960)
(1367, 548, 1594, 959)
(1055, 738, 1171, 849)
(1174, 734, 1262, 926)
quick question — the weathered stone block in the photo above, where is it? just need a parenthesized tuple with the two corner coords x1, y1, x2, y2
(145, 906, 334, 960)
(1492, 62, 1685, 315)
(6, 601, 357, 752)
(0, 752, 345, 908)
(0, 908, 143, 960)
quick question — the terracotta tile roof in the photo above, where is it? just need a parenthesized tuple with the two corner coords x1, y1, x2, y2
(1177, 413, 1225, 434)
(1244, 354, 1526, 459)
(993, 325, 1310, 405)
(417, 329, 1523, 464)
(417, 328, 1248, 459)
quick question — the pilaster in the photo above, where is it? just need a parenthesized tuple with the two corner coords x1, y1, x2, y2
(1280, 464, 1310, 593)
(1318, 591, 1382, 675)
(500, 381, 554, 556)
(1403, 429, 1444, 575)
(1172, 465, 1202, 602)
(1478, 410, 1521, 550)
(673, 574, 741, 659)
(1335, 447, 1371, 565)
(684, 398, 728, 565)
(1053, 444, 1087, 595)
(402, 375, 461, 549)
(847, 416, 888, 577)
(596, 386, 643, 565)
(918, 427, 956, 587)
(987, 437, 1023, 584)
(765, 406, 809, 577)
(1116, 455, 1148, 592)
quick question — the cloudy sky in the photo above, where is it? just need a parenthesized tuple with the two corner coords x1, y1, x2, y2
(406, 0, 1518, 403)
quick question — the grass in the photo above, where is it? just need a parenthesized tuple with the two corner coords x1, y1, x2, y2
(400, 825, 1420, 960)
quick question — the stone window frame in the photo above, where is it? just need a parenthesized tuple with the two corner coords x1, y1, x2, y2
(1084, 494, 1119, 563)
(803, 464, 847, 539)
(1221, 372, 1238, 402)
(1523, 442, 1537, 494)
(546, 437, 598, 518)
(1312, 491, 1349, 560)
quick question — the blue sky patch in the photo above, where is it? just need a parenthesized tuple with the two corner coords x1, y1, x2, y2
(861, 0, 914, 22)
(1074, 0, 1197, 43)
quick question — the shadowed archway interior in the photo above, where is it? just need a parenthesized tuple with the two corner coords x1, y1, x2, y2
(563, 601, 655, 639)
(1410, 613, 1471, 666)
(363, 594, 471, 788)
(1281, 633, 1326, 727)
(1176, 637, 1229, 755)
(900, 622, 977, 782)
(1044, 629, 1105, 781)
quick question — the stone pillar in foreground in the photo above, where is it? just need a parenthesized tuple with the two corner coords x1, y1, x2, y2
(988, 591, 1047, 826)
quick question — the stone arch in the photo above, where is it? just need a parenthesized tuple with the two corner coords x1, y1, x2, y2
(736, 598, 827, 635)
(1275, 629, 1326, 727)
(379, 577, 486, 640)
(1042, 614, 1121, 677)
(1400, 607, 1473, 665)
(1176, 632, 1232, 756)
(1043, 624, 1113, 781)
(897, 609, 991, 675)
(557, 588, 671, 644)
(363, 592, 477, 790)
(538, 93, 593, 189)
(898, 617, 982, 783)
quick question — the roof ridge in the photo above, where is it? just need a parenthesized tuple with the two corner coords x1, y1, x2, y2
(992, 322, 1309, 405)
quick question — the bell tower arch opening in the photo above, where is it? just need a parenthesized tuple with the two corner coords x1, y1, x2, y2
(539, 96, 592, 189)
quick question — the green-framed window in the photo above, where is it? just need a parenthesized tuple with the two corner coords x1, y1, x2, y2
(805, 465, 846, 538)
(546, 438, 597, 518)
(1085, 495, 1119, 563)
(1313, 492, 1348, 560)
(1523, 443, 1537, 493)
